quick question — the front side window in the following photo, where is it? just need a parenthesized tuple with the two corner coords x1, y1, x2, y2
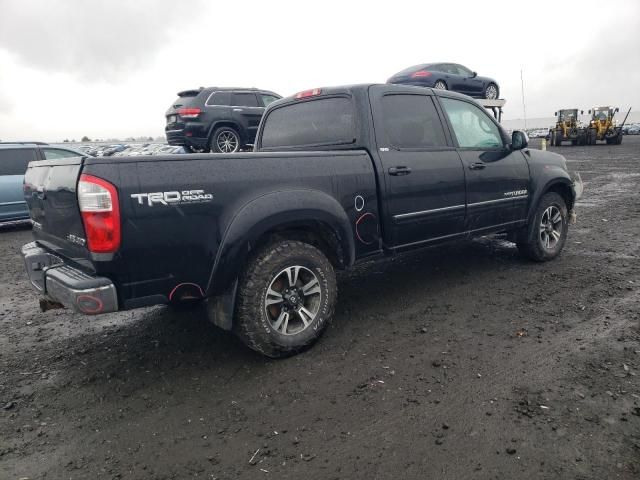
(261, 97, 355, 149)
(440, 98, 503, 149)
(42, 148, 80, 160)
(454, 65, 472, 77)
(261, 94, 280, 107)
(381, 94, 447, 149)
(232, 93, 259, 107)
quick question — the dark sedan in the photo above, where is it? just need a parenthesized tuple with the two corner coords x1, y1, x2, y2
(387, 63, 500, 100)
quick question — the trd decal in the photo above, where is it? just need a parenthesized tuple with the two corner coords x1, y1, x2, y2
(131, 189, 213, 207)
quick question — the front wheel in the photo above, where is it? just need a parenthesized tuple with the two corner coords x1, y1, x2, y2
(517, 192, 568, 262)
(484, 83, 499, 100)
(234, 240, 337, 358)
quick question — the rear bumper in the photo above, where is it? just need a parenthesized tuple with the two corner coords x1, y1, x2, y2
(21, 242, 118, 315)
(165, 128, 208, 150)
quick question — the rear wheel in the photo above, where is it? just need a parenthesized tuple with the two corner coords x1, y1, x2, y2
(517, 192, 568, 262)
(234, 240, 337, 358)
(434, 80, 447, 90)
(210, 127, 241, 153)
(484, 83, 499, 100)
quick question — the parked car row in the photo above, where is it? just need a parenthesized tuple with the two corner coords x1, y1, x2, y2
(75, 143, 187, 157)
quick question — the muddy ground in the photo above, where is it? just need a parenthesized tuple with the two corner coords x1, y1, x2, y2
(1, 137, 639, 480)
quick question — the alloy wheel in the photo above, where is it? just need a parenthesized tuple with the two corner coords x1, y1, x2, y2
(485, 85, 498, 99)
(216, 131, 239, 153)
(264, 266, 322, 336)
(539, 206, 563, 250)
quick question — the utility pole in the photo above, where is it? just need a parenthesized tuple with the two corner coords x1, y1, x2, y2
(521, 69, 528, 131)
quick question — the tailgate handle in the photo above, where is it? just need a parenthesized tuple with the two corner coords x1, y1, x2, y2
(388, 166, 412, 176)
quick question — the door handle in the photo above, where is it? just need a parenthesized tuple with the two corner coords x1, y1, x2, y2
(232, 108, 243, 112)
(388, 166, 412, 176)
(468, 162, 486, 170)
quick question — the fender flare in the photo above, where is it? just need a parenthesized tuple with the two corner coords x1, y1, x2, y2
(206, 189, 355, 296)
(527, 176, 575, 223)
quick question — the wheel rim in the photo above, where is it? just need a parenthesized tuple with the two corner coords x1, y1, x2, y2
(434, 81, 447, 90)
(486, 85, 498, 99)
(539, 206, 563, 250)
(264, 266, 322, 336)
(216, 131, 239, 153)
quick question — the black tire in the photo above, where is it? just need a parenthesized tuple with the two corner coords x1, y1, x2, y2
(234, 240, 337, 358)
(210, 127, 241, 153)
(484, 83, 499, 100)
(554, 129, 563, 146)
(550, 130, 556, 146)
(588, 129, 597, 145)
(433, 80, 448, 90)
(517, 192, 569, 262)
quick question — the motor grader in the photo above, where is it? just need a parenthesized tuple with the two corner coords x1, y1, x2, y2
(586, 106, 631, 145)
(550, 109, 587, 146)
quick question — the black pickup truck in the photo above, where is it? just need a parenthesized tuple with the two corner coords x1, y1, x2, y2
(22, 84, 582, 357)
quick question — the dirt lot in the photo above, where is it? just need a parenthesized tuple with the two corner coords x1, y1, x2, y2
(1, 137, 639, 480)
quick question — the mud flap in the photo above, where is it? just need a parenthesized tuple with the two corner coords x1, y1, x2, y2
(205, 280, 238, 331)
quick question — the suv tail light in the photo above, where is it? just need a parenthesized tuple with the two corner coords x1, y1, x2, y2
(177, 107, 201, 118)
(294, 88, 322, 99)
(411, 70, 432, 78)
(78, 174, 121, 253)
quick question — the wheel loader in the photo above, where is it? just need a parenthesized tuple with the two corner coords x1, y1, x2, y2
(585, 106, 631, 145)
(550, 109, 587, 146)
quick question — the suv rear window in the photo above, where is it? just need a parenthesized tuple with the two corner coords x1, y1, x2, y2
(261, 97, 355, 149)
(0, 148, 38, 175)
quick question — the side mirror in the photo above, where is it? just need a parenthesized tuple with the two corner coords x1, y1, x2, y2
(511, 130, 529, 150)
(588, 109, 592, 114)
(581, 110, 584, 115)
(471, 71, 477, 78)
(615, 107, 619, 112)
(554, 111, 557, 116)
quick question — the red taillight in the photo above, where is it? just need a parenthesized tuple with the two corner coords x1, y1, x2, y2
(294, 88, 322, 99)
(177, 107, 201, 118)
(78, 174, 120, 253)
(411, 70, 432, 78)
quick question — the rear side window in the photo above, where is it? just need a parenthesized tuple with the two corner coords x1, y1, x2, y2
(381, 94, 447, 148)
(206, 92, 231, 106)
(0, 149, 38, 175)
(42, 148, 81, 160)
(232, 93, 259, 107)
(261, 97, 355, 149)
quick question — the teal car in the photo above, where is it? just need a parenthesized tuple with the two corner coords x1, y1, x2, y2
(0, 144, 85, 223)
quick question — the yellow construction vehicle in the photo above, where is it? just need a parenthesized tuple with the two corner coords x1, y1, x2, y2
(550, 109, 587, 146)
(586, 107, 631, 145)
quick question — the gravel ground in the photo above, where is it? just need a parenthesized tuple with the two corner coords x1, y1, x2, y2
(1, 137, 639, 480)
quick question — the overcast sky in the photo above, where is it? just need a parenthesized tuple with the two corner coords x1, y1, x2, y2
(0, 0, 638, 141)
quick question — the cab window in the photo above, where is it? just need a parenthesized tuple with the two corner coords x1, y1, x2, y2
(381, 94, 447, 149)
(440, 98, 503, 149)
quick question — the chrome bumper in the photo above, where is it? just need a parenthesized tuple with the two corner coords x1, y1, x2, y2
(21, 242, 118, 315)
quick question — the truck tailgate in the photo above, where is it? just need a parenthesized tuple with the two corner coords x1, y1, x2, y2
(23, 156, 93, 270)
